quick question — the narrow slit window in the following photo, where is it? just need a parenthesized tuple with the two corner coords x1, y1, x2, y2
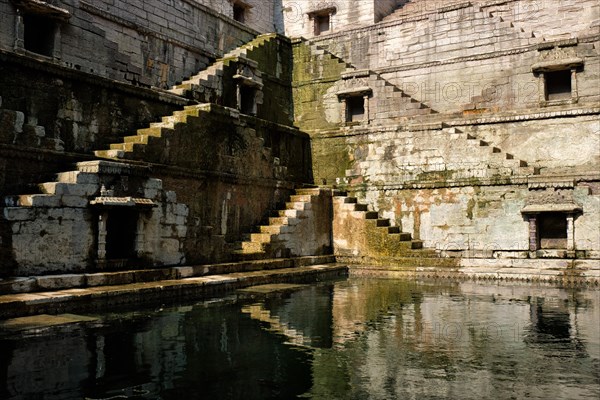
(545, 70, 572, 101)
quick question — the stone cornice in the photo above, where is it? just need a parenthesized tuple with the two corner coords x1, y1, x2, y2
(342, 171, 600, 192)
(309, 105, 600, 139)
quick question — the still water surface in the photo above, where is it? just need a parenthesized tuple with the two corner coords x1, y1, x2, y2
(1, 278, 599, 399)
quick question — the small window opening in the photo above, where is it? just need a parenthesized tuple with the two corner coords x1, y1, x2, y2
(239, 85, 256, 115)
(23, 13, 56, 57)
(346, 96, 365, 122)
(233, 3, 246, 23)
(537, 212, 567, 249)
(315, 14, 330, 35)
(106, 209, 138, 260)
(545, 70, 572, 101)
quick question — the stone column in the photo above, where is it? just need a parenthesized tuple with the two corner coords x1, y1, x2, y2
(539, 73, 546, 103)
(135, 214, 145, 257)
(340, 97, 347, 123)
(570, 68, 578, 102)
(363, 95, 370, 125)
(52, 25, 62, 60)
(14, 9, 24, 50)
(236, 83, 242, 111)
(566, 213, 575, 251)
(97, 211, 108, 260)
(528, 215, 538, 252)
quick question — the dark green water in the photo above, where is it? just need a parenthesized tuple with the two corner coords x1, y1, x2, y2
(1, 278, 599, 399)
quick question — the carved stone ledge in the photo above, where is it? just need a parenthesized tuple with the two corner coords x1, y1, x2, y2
(10, 0, 70, 20)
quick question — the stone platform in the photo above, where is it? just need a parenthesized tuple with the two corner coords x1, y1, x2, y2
(0, 257, 348, 319)
(346, 257, 600, 286)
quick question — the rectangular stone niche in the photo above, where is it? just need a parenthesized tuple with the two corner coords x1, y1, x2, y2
(91, 196, 156, 269)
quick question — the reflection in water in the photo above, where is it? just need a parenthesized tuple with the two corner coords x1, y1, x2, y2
(0, 279, 598, 400)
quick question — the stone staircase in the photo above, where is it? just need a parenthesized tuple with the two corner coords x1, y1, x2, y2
(168, 33, 277, 101)
(302, 39, 356, 78)
(93, 103, 208, 161)
(372, 73, 437, 119)
(333, 192, 428, 255)
(4, 161, 103, 208)
(332, 191, 459, 269)
(342, 125, 537, 186)
(382, 0, 472, 22)
(232, 188, 331, 261)
(442, 126, 537, 176)
(301, 39, 438, 118)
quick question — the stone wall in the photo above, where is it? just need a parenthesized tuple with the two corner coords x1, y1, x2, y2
(291, 0, 600, 259)
(280, 0, 404, 38)
(0, 0, 267, 89)
(0, 23, 312, 275)
(292, 0, 600, 125)
(0, 55, 187, 197)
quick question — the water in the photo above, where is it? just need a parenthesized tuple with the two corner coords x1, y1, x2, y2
(1, 278, 598, 400)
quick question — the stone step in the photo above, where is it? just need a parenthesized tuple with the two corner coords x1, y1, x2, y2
(333, 196, 357, 204)
(259, 225, 288, 234)
(0, 263, 347, 317)
(278, 209, 300, 218)
(123, 135, 149, 144)
(373, 219, 390, 227)
(169, 88, 188, 96)
(231, 250, 268, 261)
(289, 194, 314, 203)
(269, 216, 299, 226)
(241, 241, 265, 253)
(94, 149, 124, 159)
(294, 188, 322, 196)
(340, 203, 368, 212)
(285, 201, 311, 211)
(250, 233, 278, 243)
(55, 171, 100, 185)
(5, 194, 60, 208)
(137, 126, 174, 137)
(364, 211, 379, 219)
(149, 121, 176, 129)
(38, 182, 97, 196)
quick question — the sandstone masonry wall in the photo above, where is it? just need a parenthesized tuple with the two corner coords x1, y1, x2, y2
(291, 0, 600, 259)
(0, 0, 265, 89)
(281, 0, 404, 38)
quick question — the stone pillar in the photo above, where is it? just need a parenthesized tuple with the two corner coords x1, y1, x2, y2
(97, 211, 108, 260)
(236, 83, 242, 111)
(539, 73, 546, 103)
(340, 97, 347, 123)
(135, 214, 145, 257)
(363, 94, 369, 125)
(528, 215, 538, 252)
(570, 68, 578, 102)
(52, 25, 62, 60)
(566, 213, 575, 251)
(14, 9, 24, 50)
